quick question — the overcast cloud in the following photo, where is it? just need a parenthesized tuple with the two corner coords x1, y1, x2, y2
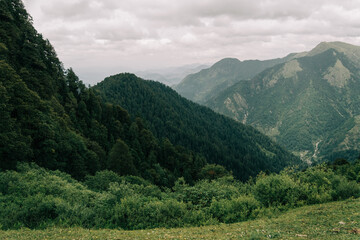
(23, 0, 360, 85)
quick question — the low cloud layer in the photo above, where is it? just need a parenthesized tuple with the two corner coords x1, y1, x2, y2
(23, 0, 360, 84)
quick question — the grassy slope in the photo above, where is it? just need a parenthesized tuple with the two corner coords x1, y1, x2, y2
(1, 198, 359, 240)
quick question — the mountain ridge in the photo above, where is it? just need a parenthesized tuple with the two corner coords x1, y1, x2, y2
(205, 44, 360, 162)
(94, 73, 301, 181)
(174, 55, 295, 103)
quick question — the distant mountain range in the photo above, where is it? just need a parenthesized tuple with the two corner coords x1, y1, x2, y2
(174, 54, 300, 104)
(179, 41, 360, 162)
(135, 64, 209, 86)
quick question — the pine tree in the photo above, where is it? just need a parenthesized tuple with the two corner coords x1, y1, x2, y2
(108, 139, 138, 176)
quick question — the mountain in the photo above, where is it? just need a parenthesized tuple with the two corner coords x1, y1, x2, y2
(0, 0, 211, 186)
(135, 64, 209, 86)
(94, 73, 300, 181)
(0, 0, 300, 185)
(174, 55, 296, 104)
(206, 42, 360, 162)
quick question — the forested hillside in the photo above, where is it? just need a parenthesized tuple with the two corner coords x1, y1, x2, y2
(0, 0, 301, 185)
(0, 0, 208, 186)
(207, 43, 360, 162)
(94, 74, 300, 180)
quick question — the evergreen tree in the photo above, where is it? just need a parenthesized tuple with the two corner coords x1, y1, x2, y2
(108, 139, 137, 176)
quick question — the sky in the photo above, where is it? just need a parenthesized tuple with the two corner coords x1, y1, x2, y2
(23, 0, 360, 85)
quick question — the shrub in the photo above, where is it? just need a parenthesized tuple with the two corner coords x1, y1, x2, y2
(173, 176, 242, 208)
(330, 175, 360, 200)
(84, 170, 122, 191)
(209, 195, 260, 223)
(298, 166, 335, 204)
(199, 164, 231, 180)
(253, 173, 301, 207)
(0, 164, 100, 229)
(112, 196, 188, 229)
(1, 162, 359, 231)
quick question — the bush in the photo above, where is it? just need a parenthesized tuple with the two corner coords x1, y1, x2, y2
(0, 164, 100, 229)
(199, 164, 231, 180)
(84, 170, 122, 191)
(298, 166, 335, 204)
(112, 196, 188, 229)
(330, 175, 360, 201)
(173, 176, 242, 208)
(210, 195, 260, 223)
(253, 173, 301, 207)
(1, 162, 359, 231)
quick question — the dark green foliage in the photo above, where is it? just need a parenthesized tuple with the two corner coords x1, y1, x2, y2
(108, 139, 137, 176)
(94, 73, 300, 181)
(84, 170, 123, 192)
(330, 158, 360, 182)
(199, 164, 231, 180)
(0, 0, 206, 185)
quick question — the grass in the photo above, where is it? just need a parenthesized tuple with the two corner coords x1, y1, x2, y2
(1, 198, 359, 240)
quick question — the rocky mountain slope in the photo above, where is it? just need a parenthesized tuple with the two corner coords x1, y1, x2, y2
(206, 42, 360, 162)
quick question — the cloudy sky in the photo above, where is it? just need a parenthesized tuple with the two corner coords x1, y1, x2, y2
(23, 0, 360, 85)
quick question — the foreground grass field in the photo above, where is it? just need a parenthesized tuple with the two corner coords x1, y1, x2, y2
(1, 198, 359, 240)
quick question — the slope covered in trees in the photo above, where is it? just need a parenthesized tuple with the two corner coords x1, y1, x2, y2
(94, 74, 300, 181)
(0, 0, 208, 186)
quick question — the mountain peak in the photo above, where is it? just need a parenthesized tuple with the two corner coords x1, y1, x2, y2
(308, 42, 360, 64)
(213, 58, 241, 67)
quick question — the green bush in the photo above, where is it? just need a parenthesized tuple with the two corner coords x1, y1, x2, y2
(330, 175, 360, 200)
(84, 170, 122, 191)
(298, 166, 335, 204)
(253, 173, 301, 207)
(112, 196, 188, 229)
(209, 195, 260, 223)
(173, 176, 243, 208)
(296, 164, 360, 204)
(1, 162, 359, 231)
(199, 164, 231, 180)
(0, 164, 100, 229)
